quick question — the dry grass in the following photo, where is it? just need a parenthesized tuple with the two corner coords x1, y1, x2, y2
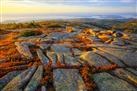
(0, 32, 19, 59)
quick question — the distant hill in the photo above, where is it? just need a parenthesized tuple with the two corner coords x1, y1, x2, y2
(0, 18, 136, 32)
(71, 18, 128, 29)
(112, 19, 137, 33)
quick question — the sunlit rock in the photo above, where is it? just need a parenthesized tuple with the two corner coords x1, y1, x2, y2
(82, 28, 96, 36)
(66, 26, 74, 33)
(64, 53, 80, 65)
(38, 43, 50, 50)
(98, 48, 137, 67)
(126, 68, 137, 75)
(0, 71, 22, 90)
(111, 38, 125, 46)
(80, 51, 111, 67)
(113, 31, 123, 37)
(93, 72, 137, 91)
(112, 68, 137, 86)
(24, 65, 43, 91)
(15, 42, 33, 59)
(94, 49, 125, 67)
(98, 34, 112, 42)
(51, 44, 71, 53)
(37, 49, 49, 65)
(2, 65, 37, 91)
(53, 69, 86, 91)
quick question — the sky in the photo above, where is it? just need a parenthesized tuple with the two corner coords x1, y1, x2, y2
(0, 0, 137, 22)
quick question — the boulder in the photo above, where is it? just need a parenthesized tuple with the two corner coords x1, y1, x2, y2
(126, 68, 137, 75)
(2, 65, 37, 91)
(24, 65, 43, 91)
(113, 31, 123, 37)
(91, 36, 102, 43)
(46, 51, 59, 65)
(80, 51, 111, 67)
(0, 71, 22, 89)
(93, 72, 137, 91)
(111, 38, 125, 46)
(64, 53, 80, 65)
(72, 49, 82, 56)
(46, 32, 66, 40)
(82, 28, 96, 36)
(15, 42, 33, 59)
(36, 49, 49, 65)
(53, 69, 86, 91)
(21, 42, 35, 46)
(112, 68, 137, 86)
(98, 34, 112, 42)
(51, 44, 71, 53)
(98, 47, 137, 67)
(94, 49, 125, 67)
(38, 43, 50, 50)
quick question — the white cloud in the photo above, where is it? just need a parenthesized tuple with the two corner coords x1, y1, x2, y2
(1, 0, 136, 15)
(120, 0, 135, 3)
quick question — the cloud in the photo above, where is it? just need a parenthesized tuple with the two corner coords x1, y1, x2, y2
(1, 0, 136, 15)
(120, 0, 136, 3)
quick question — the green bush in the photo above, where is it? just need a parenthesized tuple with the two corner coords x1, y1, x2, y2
(20, 30, 41, 37)
(47, 24, 63, 28)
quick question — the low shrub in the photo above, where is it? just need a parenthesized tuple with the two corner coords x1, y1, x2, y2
(20, 30, 42, 37)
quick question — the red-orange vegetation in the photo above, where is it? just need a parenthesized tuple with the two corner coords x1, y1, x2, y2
(55, 54, 63, 67)
(0, 46, 19, 59)
(40, 60, 53, 86)
(74, 34, 92, 44)
(95, 64, 118, 72)
(0, 61, 28, 68)
(98, 34, 111, 42)
(0, 60, 33, 78)
(0, 32, 18, 46)
(0, 63, 31, 78)
(56, 60, 62, 67)
(80, 65, 96, 91)
(0, 32, 19, 59)
(41, 76, 49, 85)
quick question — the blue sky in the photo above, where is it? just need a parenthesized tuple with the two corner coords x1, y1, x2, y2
(1, 0, 136, 14)
(0, 0, 136, 21)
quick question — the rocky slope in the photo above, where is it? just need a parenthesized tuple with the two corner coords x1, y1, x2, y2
(0, 27, 137, 91)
